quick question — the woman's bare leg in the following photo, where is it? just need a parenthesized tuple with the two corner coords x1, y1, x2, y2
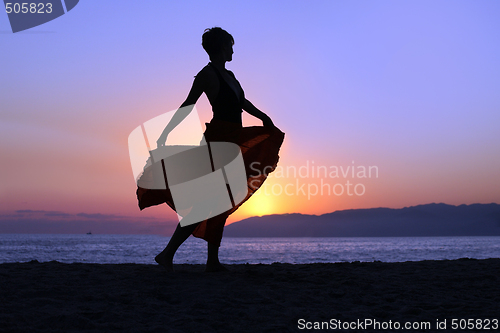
(205, 242, 228, 272)
(155, 222, 198, 271)
(204, 211, 230, 272)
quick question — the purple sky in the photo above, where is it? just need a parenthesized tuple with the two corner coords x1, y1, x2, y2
(1, 1, 499, 233)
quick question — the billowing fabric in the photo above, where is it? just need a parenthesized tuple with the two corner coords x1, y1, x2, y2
(136, 119, 284, 245)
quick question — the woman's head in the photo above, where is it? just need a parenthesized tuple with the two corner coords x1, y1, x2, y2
(202, 27, 234, 60)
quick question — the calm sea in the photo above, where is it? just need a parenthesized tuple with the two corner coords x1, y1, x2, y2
(0, 235, 499, 265)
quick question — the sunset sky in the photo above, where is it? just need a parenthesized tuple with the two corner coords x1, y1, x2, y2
(1, 1, 499, 234)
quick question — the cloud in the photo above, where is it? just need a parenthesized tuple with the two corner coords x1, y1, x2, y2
(75, 213, 122, 219)
(16, 209, 50, 214)
(44, 212, 73, 217)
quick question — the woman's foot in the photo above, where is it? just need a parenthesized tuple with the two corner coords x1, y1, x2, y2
(205, 261, 228, 272)
(155, 251, 174, 272)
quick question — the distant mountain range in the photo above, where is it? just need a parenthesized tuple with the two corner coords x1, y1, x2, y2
(225, 203, 500, 237)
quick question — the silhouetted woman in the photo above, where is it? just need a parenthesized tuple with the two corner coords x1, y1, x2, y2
(136, 27, 284, 272)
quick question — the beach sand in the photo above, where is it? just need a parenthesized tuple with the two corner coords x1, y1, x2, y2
(1, 259, 499, 332)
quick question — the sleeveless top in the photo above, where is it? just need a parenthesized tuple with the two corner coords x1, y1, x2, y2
(208, 63, 245, 125)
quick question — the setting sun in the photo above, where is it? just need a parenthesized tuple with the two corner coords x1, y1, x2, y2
(241, 192, 274, 217)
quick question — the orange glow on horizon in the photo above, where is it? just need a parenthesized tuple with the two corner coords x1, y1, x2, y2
(238, 192, 275, 217)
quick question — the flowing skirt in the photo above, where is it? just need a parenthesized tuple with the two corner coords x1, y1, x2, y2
(136, 119, 285, 245)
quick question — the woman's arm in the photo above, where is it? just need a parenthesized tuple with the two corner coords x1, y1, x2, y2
(242, 99, 275, 127)
(156, 74, 206, 147)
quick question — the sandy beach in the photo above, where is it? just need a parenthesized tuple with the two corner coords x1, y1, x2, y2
(1, 259, 499, 332)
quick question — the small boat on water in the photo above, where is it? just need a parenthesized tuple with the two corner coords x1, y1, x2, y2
(86, 231, 92, 235)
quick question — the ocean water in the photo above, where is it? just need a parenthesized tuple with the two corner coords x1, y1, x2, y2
(0, 234, 499, 265)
